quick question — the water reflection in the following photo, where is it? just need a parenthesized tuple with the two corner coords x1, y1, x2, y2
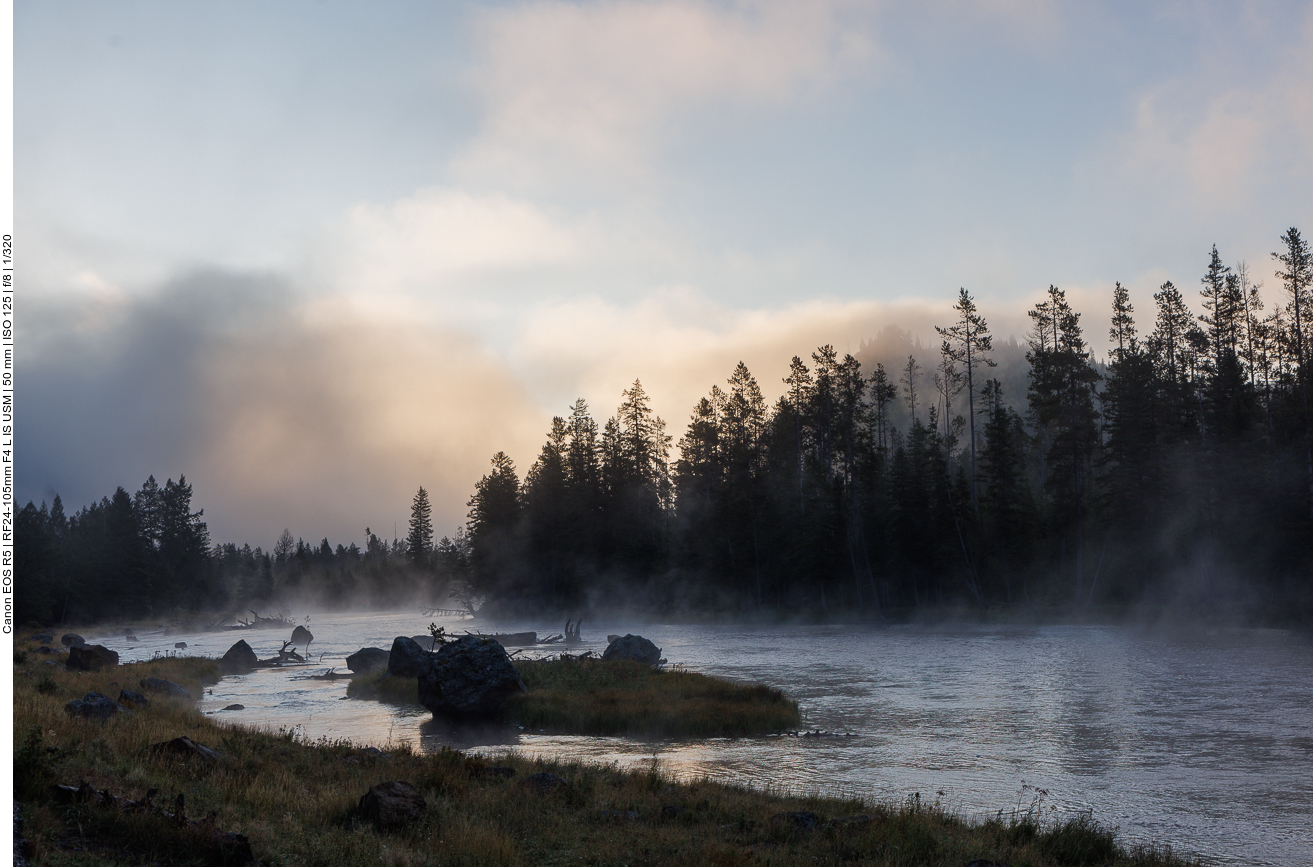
(78, 615, 1313, 866)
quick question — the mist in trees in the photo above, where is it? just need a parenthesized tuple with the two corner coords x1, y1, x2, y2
(15, 231, 1313, 626)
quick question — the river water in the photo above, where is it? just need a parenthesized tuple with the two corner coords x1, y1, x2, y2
(95, 614, 1312, 865)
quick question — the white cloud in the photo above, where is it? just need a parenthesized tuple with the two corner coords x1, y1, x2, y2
(456, 0, 879, 188)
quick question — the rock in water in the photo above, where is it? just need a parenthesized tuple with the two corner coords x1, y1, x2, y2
(346, 647, 390, 673)
(65, 693, 128, 721)
(417, 635, 527, 717)
(67, 644, 119, 671)
(174, 641, 187, 649)
(220, 640, 259, 673)
(291, 624, 313, 646)
(358, 781, 426, 830)
(387, 636, 430, 677)
(602, 634, 662, 666)
(140, 677, 193, 698)
(60, 633, 86, 647)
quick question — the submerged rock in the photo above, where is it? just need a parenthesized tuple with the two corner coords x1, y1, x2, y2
(417, 635, 527, 717)
(67, 644, 119, 671)
(601, 634, 662, 666)
(346, 646, 390, 673)
(387, 636, 430, 677)
(358, 781, 426, 829)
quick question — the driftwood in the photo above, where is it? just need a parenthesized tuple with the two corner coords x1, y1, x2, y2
(258, 642, 306, 666)
(293, 668, 359, 681)
(564, 618, 584, 643)
(230, 609, 296, 630)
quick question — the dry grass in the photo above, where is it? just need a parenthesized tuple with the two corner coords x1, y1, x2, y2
(13, 636, 1204, 867)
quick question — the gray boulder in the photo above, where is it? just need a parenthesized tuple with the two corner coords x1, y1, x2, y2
(65, 693, 127, 722)
(30, 632, 53, 643)
(417, 635, 527, 717)
(67, 644, 119, 671)
(117, 689, 149, 709)
(60, 633, 86, 647)
(291, 625, 313, 647)
(220, 639, 259, 673)
(387, 636, 430, 677)
(347, 647, 390, 673)
(358, 781, 426, 830)
(602, 634, 662, 666)
(140, 677, 193, 699)
(174, 641, 188, 649)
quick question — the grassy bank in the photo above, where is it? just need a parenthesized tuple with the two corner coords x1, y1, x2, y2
(346, 656, 802, 738)
(13, 642, 1201, 867)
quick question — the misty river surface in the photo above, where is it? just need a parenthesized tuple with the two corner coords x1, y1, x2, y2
(101, 616, 1311, 865)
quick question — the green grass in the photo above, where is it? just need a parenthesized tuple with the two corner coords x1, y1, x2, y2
(346, 657, 802, 738)
(508, 657, 802, 737)
(11, 640, 1203, 867)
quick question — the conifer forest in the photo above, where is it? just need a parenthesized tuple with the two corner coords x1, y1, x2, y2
(17, 231, 1313, 625)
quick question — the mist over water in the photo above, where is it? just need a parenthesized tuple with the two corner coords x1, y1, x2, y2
(97, 614, 1310, 866)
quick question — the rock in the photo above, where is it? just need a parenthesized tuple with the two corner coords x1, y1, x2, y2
(174, 641, 188, 649)
(291, 625, 313, 646)
(60, 633, 86, 647)
(484, 766, 516, 778)
(770, 811, 819, 833)
(602, 634, 662, 666)
(36, 646, 53, 654)
(125, 633, 139, 642)
(600, 809, 640, 821)
(14, 803, 29, 867)
(30, 632, 53, 643)
(521, 772, 567, 794)
(221, 704, 245, 711)
(149, 735, 220, 763)
(117, 689, 149, 709)
(824, 814, 873, 830)
(357, 781, 426, 830)
(387, 636, 430, 677)
(607, 634, 621, 644)
(346, 646, 390, 673)
(661, 805, 690, 820)
(65, 693, 128, 721)
(417, 635, 527, 717)
(140, 677, 193, 699)
(220, 640, 259, 673)
(67, 644, 119, 671)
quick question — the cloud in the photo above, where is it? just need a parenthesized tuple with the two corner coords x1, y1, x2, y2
(456, 0, 879, 188)
(1118, 10, 1313, 210)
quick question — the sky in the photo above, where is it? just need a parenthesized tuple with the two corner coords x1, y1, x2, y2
(17, 0, 1313, 548)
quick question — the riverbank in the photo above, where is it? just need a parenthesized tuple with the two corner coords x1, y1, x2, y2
(13, 640, 1205, 866)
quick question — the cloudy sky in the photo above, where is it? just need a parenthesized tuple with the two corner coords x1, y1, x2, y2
(18, 0, 1313, 547)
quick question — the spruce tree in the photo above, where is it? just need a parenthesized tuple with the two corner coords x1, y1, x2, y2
(407, 486, 434, 570)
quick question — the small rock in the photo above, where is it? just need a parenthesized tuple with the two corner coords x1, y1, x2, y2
(387, 636, 430, 677)
(771, 811, 819, 833)
(601, 634, 662, 666)
(219, 640, 259, 674)
(36, 646, 53, 654)
(174, 642, 187, 649)
(30, 632, 53, 643)
(661, 805, 690, 820)
(117, 689, 149, 709)
(67, 644, 119, 671)
(140, 677, 193, 699)
(65, 693, 127, 722)
(522, 772, 567, 794)
(60, 633, 86, 647)
(221, 704, 245, 711)
(360, 747, 387, 758)
(358, 781, 426, 830)
(149, 735, 220, 763)
(125, 633, 139, 642)
(346, 646, 390, 673)
(824, 814, 873, 830)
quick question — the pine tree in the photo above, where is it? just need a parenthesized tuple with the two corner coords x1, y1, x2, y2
(936, 288, 996, 510)
(406, 486, 434, 570)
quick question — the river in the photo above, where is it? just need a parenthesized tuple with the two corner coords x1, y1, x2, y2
(94, 614, 1312, 866)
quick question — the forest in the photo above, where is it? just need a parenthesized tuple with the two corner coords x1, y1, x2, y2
(16, 229, 1313, 625)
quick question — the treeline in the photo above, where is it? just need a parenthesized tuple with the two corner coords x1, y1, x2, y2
(15, 477, 470, 625)
(460, 230, 1313, 619)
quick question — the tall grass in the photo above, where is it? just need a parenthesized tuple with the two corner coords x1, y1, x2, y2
(12, 636, 1203, 867)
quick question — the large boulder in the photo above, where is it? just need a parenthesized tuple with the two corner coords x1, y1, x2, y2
(346, 647, 390, 673)
(220, 640, 259, 673)
(140, 677, 193, 699)
(291, 625, 313, 646)
(65, 693, 128, 722)
(67, 644, 119, 671)
(358, 781, 426, 830)
(60, 633, 86, 647)
(602, 634, 662, 666)
(387, 636, 430, 677)
(417, 635, 527, 717)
